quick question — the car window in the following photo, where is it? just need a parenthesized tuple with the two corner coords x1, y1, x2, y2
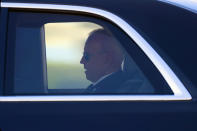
(5, 11, 173, 95)
(45, 22, 100, 92)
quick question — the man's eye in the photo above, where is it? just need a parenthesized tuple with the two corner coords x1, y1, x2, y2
(84, 53, 90, 61)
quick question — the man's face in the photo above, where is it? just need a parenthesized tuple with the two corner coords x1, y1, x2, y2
(80, 37, 109, 82)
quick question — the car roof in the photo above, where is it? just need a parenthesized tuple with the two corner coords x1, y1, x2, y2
(2, 0, 196, 23)
(2, 0, 196, 29)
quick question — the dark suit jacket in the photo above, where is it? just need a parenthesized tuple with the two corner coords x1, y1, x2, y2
(85, 70, 128, 94)
(84, 70, 156, 94)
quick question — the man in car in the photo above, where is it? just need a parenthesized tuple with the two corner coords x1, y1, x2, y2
(80, 29, 127, 93)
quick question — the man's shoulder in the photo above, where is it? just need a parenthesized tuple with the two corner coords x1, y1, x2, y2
(93, 71, 127, 92)
(99, 71, 155, 94)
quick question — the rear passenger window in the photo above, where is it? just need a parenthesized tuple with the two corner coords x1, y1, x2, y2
(45, 22, 100, 92)
(5, 11, 173, 95)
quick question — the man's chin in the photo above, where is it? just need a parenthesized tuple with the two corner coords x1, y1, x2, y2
(85, 73, 94, 82)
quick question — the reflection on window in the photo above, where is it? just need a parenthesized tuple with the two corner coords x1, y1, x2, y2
(45, 22, 102, 89)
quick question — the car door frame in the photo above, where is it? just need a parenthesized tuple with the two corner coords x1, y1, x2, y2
(0, 2, 197, 131)
(0, 2, 192, 101)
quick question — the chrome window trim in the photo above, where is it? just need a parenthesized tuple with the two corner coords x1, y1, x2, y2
(0, 95, 191, 102)
(158, 0, 197, 14)
(0, 2, 192, 101)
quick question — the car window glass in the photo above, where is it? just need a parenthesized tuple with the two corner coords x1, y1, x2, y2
(5, 11, 173, 95)
(45, 22, 100, 91)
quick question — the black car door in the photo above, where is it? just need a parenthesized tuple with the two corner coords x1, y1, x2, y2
(0, 2, 197, 131)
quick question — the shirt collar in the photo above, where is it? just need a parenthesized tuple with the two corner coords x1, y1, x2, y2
(92, 72, 114, 86)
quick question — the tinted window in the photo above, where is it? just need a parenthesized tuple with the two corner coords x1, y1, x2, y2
(5, 11, 172, 95)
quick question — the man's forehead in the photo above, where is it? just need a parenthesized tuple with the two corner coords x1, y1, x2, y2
(85, 37, 103, 51)
(88, 32, 108, 41)
(85, 32, 109, 46)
